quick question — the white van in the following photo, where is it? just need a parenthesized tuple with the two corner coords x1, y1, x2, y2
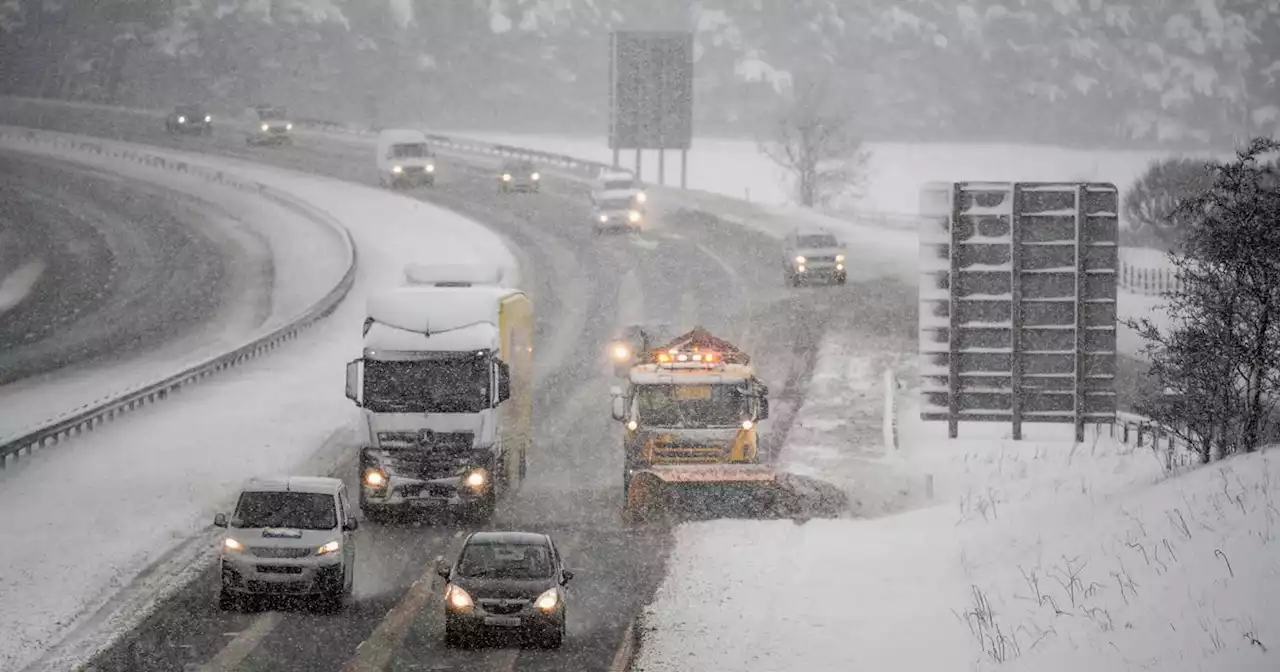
(213, 476, 357, 609)
(591, 168, 647, 213)
(377, 129, 436, 188)
(242, 104, 293, 146)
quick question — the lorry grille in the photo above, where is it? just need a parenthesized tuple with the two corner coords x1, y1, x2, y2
(375, 432, 477, 479)
(651, 445, 729, 462)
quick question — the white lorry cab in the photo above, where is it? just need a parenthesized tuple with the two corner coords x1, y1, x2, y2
(344, 263, 533, 524)
(377, 129, 436, 188)
(592, 168, 647, 212)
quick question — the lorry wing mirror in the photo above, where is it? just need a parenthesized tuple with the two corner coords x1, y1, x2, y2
(496, 360, 511, 403)
(611, 395, 626, 422)
(345, 359, 363, 406)
(758, 396, 769, 421)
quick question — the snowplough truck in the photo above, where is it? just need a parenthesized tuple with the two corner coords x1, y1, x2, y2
(609, 327, 783, 520)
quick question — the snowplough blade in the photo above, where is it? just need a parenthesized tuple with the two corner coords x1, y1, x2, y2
(623, 464, 848, 522)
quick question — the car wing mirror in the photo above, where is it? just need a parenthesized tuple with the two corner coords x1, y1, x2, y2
(213, 513, 228, 528)
(435, 556, 450, 580)
(560, 569, 574, 585)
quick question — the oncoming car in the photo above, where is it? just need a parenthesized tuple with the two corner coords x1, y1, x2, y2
(437, 531, 573, 648)
(783, 228, 848, 286)
(592, 195, 642, 234)
(165, 104, 213, 135)
(213, 476, 358, 610)
(498, 159, 540, 193)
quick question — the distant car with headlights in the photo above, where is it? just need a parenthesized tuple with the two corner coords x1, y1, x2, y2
(592, 168, 647, 213)
(498, 159, 539, 193)
(437, 531, 573, 648)
(213, 476, 357, 610)
(243, 104, 293, 146)
(165, 104, 213, 135)
(607, 323, 676, 377)
(592, 195, 642, 234)
(783, 228, 847, 286)
(376, 129, 436, 188)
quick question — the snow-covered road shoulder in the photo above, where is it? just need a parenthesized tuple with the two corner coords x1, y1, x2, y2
(0, 132, 519, 672)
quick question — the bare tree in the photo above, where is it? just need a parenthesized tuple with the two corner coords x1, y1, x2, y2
(1126, 137, 1280, 461)
(758, 71, 870, 209)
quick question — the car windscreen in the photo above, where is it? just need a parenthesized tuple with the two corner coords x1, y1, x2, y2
(362, 357, 490, 413)
(636, 383, 746, 428)
(457, 542, 553, 579)
(233, 491, 336, 530)
(391, 143, 431, 158)
(176, 106, 204, 116)
(504, 162, 534, 173)
(797, 234, 839, 248)
(257, 108, 286, 120)
(602, 180, 634, 191)
(599, 198, 632, 211)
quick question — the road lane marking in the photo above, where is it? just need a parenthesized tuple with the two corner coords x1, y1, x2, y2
(339, 563, 439, 672)
(609, 617, 639, 672)
(0, 259, 46, 315)
(196, 611, 283, 672)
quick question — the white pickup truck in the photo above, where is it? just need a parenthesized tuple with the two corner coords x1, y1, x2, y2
(782, 228, 847, 286)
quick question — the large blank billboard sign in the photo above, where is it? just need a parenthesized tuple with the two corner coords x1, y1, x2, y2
(917, 181, 1120, 440)
(609, 30, 693, 150)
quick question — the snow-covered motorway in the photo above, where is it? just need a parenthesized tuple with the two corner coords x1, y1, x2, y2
(0, 104, 915, 671)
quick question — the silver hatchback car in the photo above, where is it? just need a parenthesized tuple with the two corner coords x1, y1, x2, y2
(214, 476, 358, 609)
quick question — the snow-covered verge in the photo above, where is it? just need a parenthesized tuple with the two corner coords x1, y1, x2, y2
(634, 354, 1279, 671)
(0, 138, 519, 672)
(0, 128, 351, 440)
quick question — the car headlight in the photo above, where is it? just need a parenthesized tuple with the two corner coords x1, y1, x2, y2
(463, 469, 487, 488)
(837, 263, 844, 271)
(426, 164, 435, 172)
(223, 537, 244, 552)
(599, 214, 609, 223)
(392, 165, 403, 174)
(205, 115, 212, 122)
(446, 584, 474, 610)
(261, 123, 269, 131)
(535, 587, 559, 612)
(531, 172, 540, 180)
(317, 540, 340, 556)
(797, 265, 807, 273)
(502, 173, 512, 181)
(285, 123, 293, 130)
(363, 469, 387, 487)
(835, 253, 845, 263)
(177, 115, 186, 123)
(628, 210, 641, 223)
(795, 255, 805, 264)
(635, 191, 647, 203)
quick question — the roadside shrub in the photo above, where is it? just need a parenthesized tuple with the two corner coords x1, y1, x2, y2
(1123, 157, 1215, 252)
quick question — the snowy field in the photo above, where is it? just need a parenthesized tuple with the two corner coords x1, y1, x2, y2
(0, 132, 350, 440)
(0, 137, 520, 672)
(634, 328, 1278, 671)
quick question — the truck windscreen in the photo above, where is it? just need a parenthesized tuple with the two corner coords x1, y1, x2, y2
(363, 358, 489, 413)
(797, 234, 839, 248)
(392, 143, 431, 158)
(603, 180, 633, 191)
(636, 384, 745, 428)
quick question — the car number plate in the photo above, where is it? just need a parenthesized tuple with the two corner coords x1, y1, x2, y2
(410, 498, 442, 508)
(484, 616, 521, 627)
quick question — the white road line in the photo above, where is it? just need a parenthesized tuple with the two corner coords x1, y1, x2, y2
(196, 612, 283, 672)
(609, 617, 639, 672)
(339, 563, 439, 672)
(0, 259, 46, 315)
(615, 268, 646, 327)
(678, 289, 699, 330)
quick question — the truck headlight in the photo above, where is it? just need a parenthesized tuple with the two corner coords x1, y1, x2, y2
(795, 255, 805, 264)
(463, 469, 487, 488)
(535, 587, 559, 611)
(223, 537, 245, 552)
(502, 173, 512, 181)
(628, 210, 641, 223)
(177, 116, 186, 123)
(364, 469, 388, 487)
(317, 540, 340, 556)
(205, 115, 212, 122)
(626, 420, 638, 431)
(836, 263, 844, 271)
(599, 214, 609, 223)
(426, 164, 435, 172)
(392, 165, 403, 174)
(635, 191, 647, 204)
(835, 254, 845, 263)
(531, 172, 540, 180)
(285, 123, 293, 130)
(261, 123, 269, 131)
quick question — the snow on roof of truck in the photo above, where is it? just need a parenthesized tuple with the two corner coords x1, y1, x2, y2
(242, 476, 342, 495)
(365, 320, 498, 352)
(367, 284, 517, 334)
(404, 262, 509, 287)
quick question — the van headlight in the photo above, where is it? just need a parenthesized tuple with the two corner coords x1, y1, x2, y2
(795, 255, 805, 264)
(599, 214, 609, 223)
(531, 172, 540, 180)
(635, 191, 647, 204)
(177, 115, 186, 123)
(392, 165, 403, 174)
(628, 210, 641, 223)
(426, 164, 435, 172)
(285, 123, 293, 130)
(835, 253, 845, 263)
(205, 115, 212, 122)
(317, 540, 340, 556)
